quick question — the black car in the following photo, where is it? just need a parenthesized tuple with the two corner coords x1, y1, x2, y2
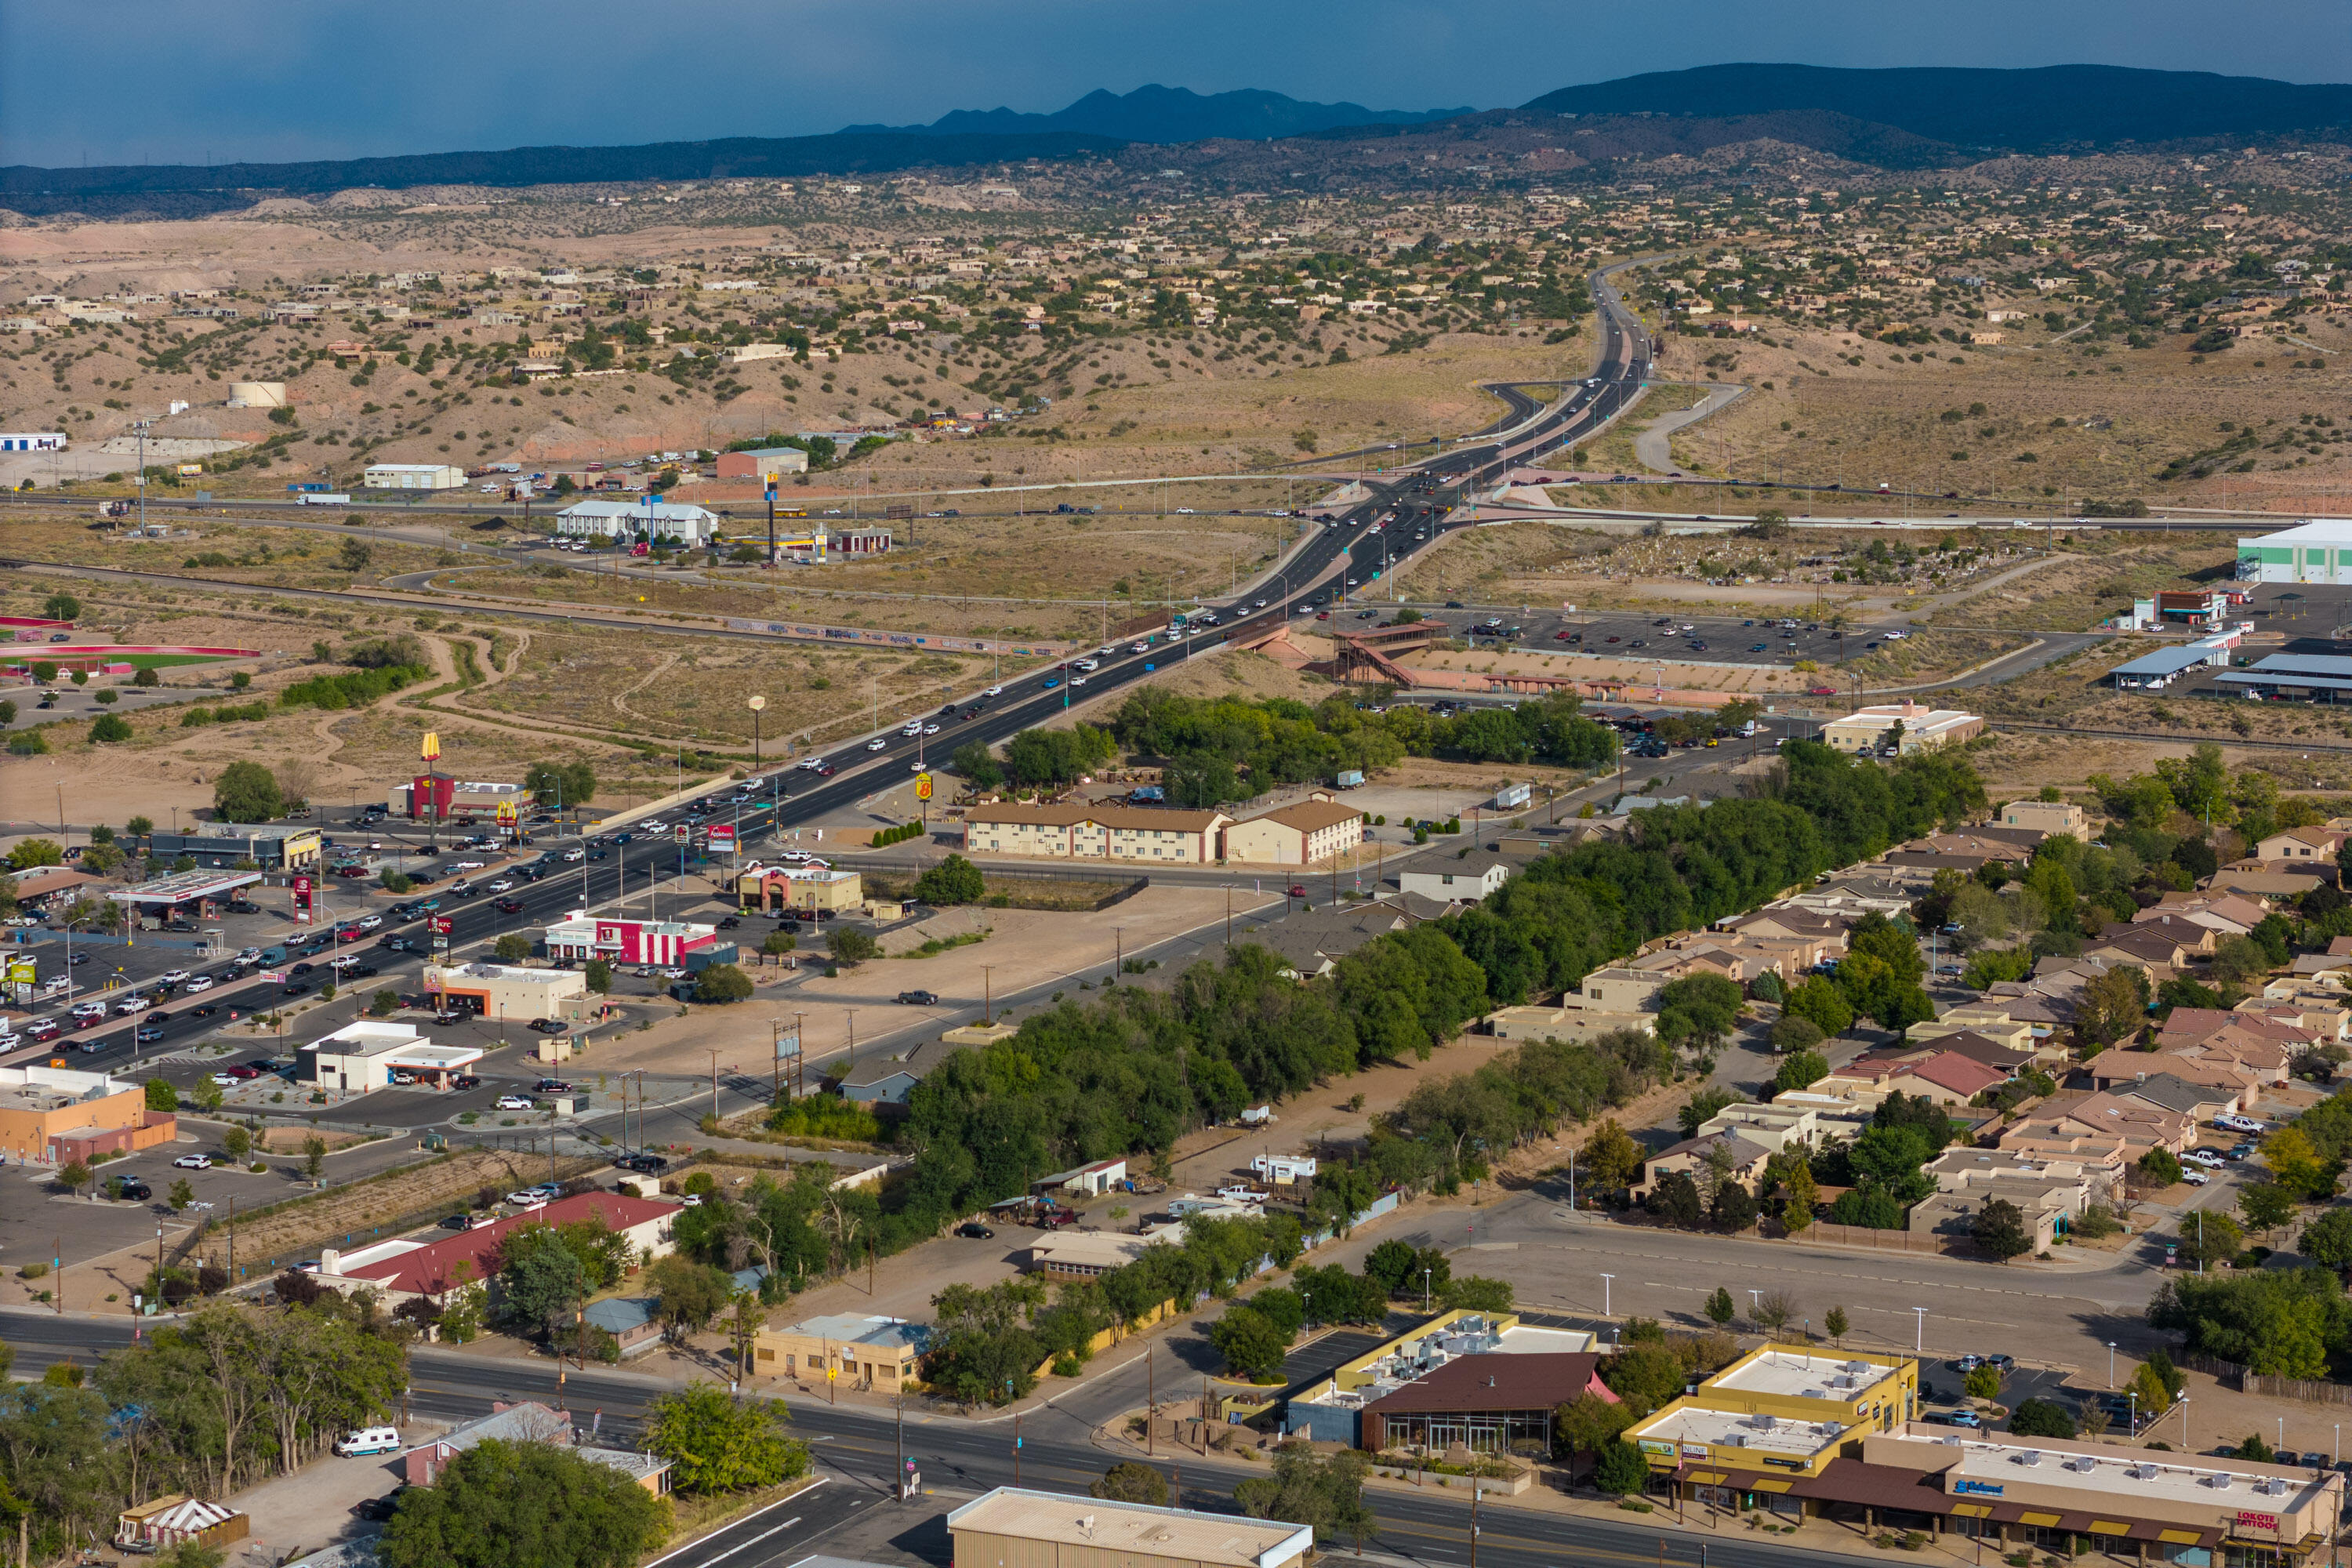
(281, 983, 310, 998)
(290, 962, 315, 976)
(145, 1010, 172, 1024)
(956, 1222, 996, 1240)
(896, 989, 939, 1006)
(717, 916, 740, 930)
(450, 1073, 481, 1090)
(535, 1077, 573, 1092)
(615, 1152, 670, 1174)
(344, 964, 380, 979)
(110, 1178, 154, 1202)
(495, 898, 525, 914)
(350, 1495, 401, 1523)
(437, 1214, 476, 1231)
(588, 848, 608, 860)
(190, 1004, 217, 1018)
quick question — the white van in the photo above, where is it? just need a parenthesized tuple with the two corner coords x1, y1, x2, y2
(335, 1426, 403, 1457)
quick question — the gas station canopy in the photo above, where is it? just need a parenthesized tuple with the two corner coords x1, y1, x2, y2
(115, 869, 264, 908)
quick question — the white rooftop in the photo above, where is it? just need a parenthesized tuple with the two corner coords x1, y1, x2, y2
(306, 1022, 426, 1059)
(1710, 1348, 1906, 1401)
(1634, 1405, 1849, 1458)
(1882, 1428, 2335, 1515)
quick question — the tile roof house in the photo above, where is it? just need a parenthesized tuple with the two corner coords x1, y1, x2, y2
(1998, 1091, 2195, 1160)
(317, 1191, 682, 1305)
(1257, 899, 1431, 979)
(2256, 825, 2350, 862)
(2117, 1073, 2248, 1121)
(1632, 1131, 1775, 1200)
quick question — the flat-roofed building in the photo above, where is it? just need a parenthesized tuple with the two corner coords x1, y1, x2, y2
(147, 823, 322, 872)
(423, 962, 591, 1024)
(1024, 1226, 1178, 1280)
(296, 1021, 483, 1094)
(754, 1312, 932, 1394)
(1820, 701, 1984, 757)
(1286, 1309, 1603, 1452)
(363, 463, 466, 491)
(736, 863, 863, 915)
(0, 1065, 175, 1166)
(948, 1486, 1314, 1568)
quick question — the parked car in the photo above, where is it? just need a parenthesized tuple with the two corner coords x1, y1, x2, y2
(956, 1222, 996, 1240)
(335, 1428, 404, 1457)
(173, 1154, 212, 1171)
(896, 989, 939, 1006)
(496, 1095, 535, 1111)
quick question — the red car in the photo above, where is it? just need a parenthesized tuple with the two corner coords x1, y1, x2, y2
(1808, 685, 1840, 696)
(27, 1021, 60, 1042)
(1286, 884, 1308, 898)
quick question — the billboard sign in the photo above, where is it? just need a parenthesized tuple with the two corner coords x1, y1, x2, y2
(673, 823, 691, 845)
(914, 772, 934, 801)
(707, 825, 736, 853)
(292, 876, 314, 924)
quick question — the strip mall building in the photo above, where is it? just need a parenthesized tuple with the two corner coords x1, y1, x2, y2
(1626, 1345, 2341, 1566)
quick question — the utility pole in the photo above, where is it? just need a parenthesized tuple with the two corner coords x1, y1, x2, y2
(980, 967, 994, 1026)
(708, 1048, 720, 1123)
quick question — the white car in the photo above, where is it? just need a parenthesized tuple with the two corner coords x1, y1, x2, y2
(2184, 1149, 2225, 1168)
(1074, 658, 1100, 672)
(173, 1154, 212, 1170)
(451, 860, 485, 872)
(236, 947, 263, 964)
(1129, 642, 1150, 653)
(922, 723, 941, 735)
(2181, 1170, 2212, 1186)
(184, 975, 215, 994)
(798, 757, 826, 770)
(983, 684, 1004, 697)
(72, 1000, 108, 1019)
(358, 914, 383, 931)
(488, 878, 515, 893)
(504, 1186, 546, 1204)
(114, 995, 151, 1015)
(159, 969, 191, 985)
(901, 722, 923, 737)
(496, 1096, 536, 1112)
(1068, 677, 1086, 687)
(780, 849, 811, 862)
(562, 848, 585, 862)
(0, 1029, 19, 1050)
(866, 738, 887, 751)
(210, 1073, 239, 1087)
(660, 967, 688, 980)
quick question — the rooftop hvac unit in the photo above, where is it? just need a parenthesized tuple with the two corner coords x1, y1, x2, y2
(2131, 1465, 2161, 1481)
(2066, 1457, 2096, 1474)
(2261, 1478, 2288, 1497)
(1844, 1360, 1874, 1374)
(2202, 1474, 2230, 1490)
(1750, 1414, 1778, 1431)
(2017, 1451, 2042, 1467)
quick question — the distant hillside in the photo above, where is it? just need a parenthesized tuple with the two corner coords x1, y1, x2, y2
(0, 129, 1123, 218)
(846, 84, 1471, 143)
(1523, 64, 2352, 151)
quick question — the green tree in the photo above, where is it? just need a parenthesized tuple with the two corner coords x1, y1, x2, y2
(1774, 1050, 1829, 1094)
(2300, 1207, 2352, 1270)
(826, 928, 878, 965)
(222, 1126, 252, 1161)
(691, 963, 754, 1004)
(585, 959, 612, 994)
(1965, 1364, 2005, 1401)
(1677, 1086, 1742, 1137)
(2008, 1399, 2077, 1439)
(494, 934, 532, 963)
(56, 1160, 91, 1198)
(1554, 1390, 1637, 1468)
(1971, 1196, 2034, 1261)
(1824, 1305, 1849, 1345)
(913, 854, 986, 905)
(1092, 1461, 1171, 1507)
(303, 1134, 328, 1178)
(1234, 1444, 1376, 1551)
(339, 537, 373, 572)
(1363, 1239, 1419, 1295)
(949, 740, 1004, 790)
(1703, 1286, 1737, 1326)
(1655, 973, 1744, 1055)
(1209, 1305, 1291, 1378)
(132, 666, 160, 688)
(1593, 1439, 1653, 1495)
(378, 868, 413, 894)
(643, 1382, 806, 1494)
(524, 759, 597, 808)
(167, 1178, 194, 1212)
(1782, 975, 1856, 1036)
(1579, 1120, 1645, 1193)
(379, 1438, 670, 1568)
(5, 838, 63, 870)
(2239, 1181, 2298, 1239)
(2136, 1147, 2184, 1188)
(646, 1256, 736, 1339)
(212, 760, 285, 822)
(370, 989, 400, 1017)
(2177, 1210, 2245, 1272)
(1769, 1014, 1825, 1054)
(143, 1078, 179, 1112)
(42, 591, 81, 622)
(89, 711, 133, 743)
(1439, 1276, 1514, 1312)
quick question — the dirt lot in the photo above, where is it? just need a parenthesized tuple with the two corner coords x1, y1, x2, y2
(1637, 311, 2352, 516)
(1926, 533, 2239, 633)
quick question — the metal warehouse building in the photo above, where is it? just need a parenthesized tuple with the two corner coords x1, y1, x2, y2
(2238, 519, 2352, 583)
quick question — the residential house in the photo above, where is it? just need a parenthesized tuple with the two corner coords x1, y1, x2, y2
(403, 1401, 672, 1494)
(1632, 1130, 1776, 1201)
(2256, 825, 2350, 863)
(1816, 1048, 2010, 1108)
(1998, 800, 2090, 840)
(313, 1191, 683, 1306)
(2133, 891, 2270, 941)
(837, 1040, 960, 1107)
(1396, 853, 1516, 902)
(1257, 898, 1432, 980)
(1998, 1091, 2195, 1160)
(2116, 1073, 2249, 1123)
(753, 1312, 933, 1393)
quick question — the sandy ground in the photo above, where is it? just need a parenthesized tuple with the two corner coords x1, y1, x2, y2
(583, 884, 1287, 1076)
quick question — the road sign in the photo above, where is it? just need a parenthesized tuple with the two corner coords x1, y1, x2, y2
(430, 916, 453, 935)
(914, 772, 933, 801)
(707, 824, 736, 852)
(673, 823, 691, 845)
(885, 503, 913, 521)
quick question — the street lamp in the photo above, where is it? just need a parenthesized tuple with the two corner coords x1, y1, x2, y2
(1912, 1306, 1926, 1355)
(1599, 1273, 1613, 1317)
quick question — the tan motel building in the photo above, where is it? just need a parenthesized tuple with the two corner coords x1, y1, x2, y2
(962, 801, 1230, 864)
(1220, 794, 1367, 866)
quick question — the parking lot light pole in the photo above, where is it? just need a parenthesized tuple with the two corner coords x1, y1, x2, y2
(1913, 1306, 1926, 1355)
(1599, 1273, 1613, 1317)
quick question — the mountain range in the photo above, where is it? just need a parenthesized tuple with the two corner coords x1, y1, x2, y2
(843, 84, 1470, 142)
(12, 64, 2352, 217)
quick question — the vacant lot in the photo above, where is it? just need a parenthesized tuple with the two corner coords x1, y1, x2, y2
(1927, 533, 2238, 632)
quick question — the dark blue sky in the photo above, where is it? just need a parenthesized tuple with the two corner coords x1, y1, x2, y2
(8, 0, 2350, 170)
